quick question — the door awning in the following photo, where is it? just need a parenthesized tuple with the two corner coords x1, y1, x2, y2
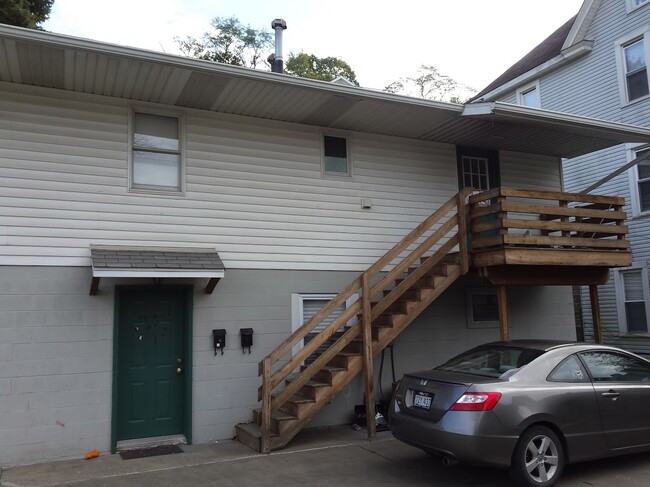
(90, 246, 225, 295)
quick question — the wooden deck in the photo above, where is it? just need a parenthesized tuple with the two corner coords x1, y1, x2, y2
(468, 188, 631, 285)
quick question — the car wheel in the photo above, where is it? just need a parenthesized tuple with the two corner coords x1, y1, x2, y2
(510, 426, 564, 487)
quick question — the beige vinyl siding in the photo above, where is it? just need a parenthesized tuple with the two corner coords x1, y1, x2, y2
(0, 82, 459, 270)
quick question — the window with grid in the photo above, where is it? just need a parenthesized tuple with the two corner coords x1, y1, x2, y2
(131, 111, 183, 191)
(636, 148, 650, 213)
(461, 156, 490, 191)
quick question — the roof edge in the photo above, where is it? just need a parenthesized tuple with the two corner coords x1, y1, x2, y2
(0, 23, 463, 115)
(562, 0, 603, 50)
(472, 40, 593, 102)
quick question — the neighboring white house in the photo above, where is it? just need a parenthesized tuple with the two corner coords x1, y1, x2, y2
(1, 23, 649, 465)
(473, 0, 650, 356)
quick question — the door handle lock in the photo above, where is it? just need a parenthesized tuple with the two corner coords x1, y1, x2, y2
(176, 367, 182, 374)
(602, 390, 620, 399)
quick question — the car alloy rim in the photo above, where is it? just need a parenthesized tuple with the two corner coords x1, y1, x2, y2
(524, 434, 559, 483)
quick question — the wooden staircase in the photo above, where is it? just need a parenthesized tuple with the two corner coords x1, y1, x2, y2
(235, 189, 473, 453)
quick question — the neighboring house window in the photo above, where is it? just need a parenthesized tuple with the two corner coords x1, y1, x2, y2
(616, 30, 650, 104)
(614, 267, 650, 335)
(322, 134, 351, 176)
(627, 0, 649, 12)
(466, 288, 500, 328)
(516, 81, 541, 108)
(627, 146, 650, 216)
(131, 111, 184, 192)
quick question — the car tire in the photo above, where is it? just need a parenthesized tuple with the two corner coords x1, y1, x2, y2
(509, 425, 564, 487)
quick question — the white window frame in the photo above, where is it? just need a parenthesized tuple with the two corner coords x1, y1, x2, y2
(465, 287, 501, 329)
(321, 131, 352, 178)
(627, 0, 649, 13)
(516, 80, 541, 108)
(614, 265, 650, 336)
(460, 155, 491, 192)
(614, 27, 650, 106)
(290, 293, 358, 356)
(626, 143, 650, 217)
(128, 107, 186, 194)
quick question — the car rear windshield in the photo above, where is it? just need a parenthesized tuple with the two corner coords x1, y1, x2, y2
(436, 346, 545, 378)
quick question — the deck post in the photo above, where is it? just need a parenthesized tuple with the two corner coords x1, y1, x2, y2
(361, 273, 376, 440)
(457, 191, 469, 274)
(261, 357, 272, 453)
(589, 285, 603, 344)
(497, 285, 510, 341)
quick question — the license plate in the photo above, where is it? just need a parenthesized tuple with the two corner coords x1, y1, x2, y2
(413, 391, 432, 409)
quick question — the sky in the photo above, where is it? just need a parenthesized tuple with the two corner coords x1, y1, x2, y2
(42, 0, 585, 93)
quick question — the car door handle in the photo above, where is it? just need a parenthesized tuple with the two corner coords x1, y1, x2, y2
(602, 390, 620, 399)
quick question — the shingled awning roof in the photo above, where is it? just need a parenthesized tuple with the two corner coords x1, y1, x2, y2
(90, 246, 225, 295)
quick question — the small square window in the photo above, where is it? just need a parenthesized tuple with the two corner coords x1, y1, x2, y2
(466, 288, 500, 328)
(516, 81, 541, 108)
(322, 135, 351, 176)
(131, 111, 183, 192)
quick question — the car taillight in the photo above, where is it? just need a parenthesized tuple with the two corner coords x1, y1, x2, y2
(450, 392, 501, 411)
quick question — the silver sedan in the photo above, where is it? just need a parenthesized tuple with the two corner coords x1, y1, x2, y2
(389, 340, 650, 487)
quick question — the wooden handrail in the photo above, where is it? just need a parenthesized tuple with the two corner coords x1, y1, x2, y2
(468, 187, 629, 252)
(257, 187, 474, 439)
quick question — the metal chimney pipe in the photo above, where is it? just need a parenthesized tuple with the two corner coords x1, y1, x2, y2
(271, 19, 287, 73)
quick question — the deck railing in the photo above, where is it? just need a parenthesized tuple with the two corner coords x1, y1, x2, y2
(468, 188, 630, 255)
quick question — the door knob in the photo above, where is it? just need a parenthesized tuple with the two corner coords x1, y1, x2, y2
(176, 367, 182, 374)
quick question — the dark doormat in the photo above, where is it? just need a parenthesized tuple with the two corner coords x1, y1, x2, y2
(119, 444, 184, 460)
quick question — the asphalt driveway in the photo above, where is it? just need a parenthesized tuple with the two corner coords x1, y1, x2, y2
(2, 427, 650, 487)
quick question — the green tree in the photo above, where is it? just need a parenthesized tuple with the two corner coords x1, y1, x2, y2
(176, 16, 273, 69)
(285, 52, 359, 85)
(0, 0, 54, 29)
(384, 65, 475, 103)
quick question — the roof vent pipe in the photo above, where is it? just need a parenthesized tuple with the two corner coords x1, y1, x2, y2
(270, 19, 287, 73)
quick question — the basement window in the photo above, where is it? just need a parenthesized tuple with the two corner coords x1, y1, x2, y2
(130, 110, 185, 193)
(291, 293, 356, 363)
(322, 134, 351, 177)
(466, 288, 500, 328)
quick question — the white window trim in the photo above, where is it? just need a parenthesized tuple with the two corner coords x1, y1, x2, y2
(128, 107, 186, 195)
(614, 27, 650, 107)
(626, 0, 649, 14)
(516, 80, 541, 108)
(321, 131, 352, 178)
(614, 264, 650, 336)
(626, 143, 650, 217)
(290, 293, 358, 357)
(465, 287, 502, 329)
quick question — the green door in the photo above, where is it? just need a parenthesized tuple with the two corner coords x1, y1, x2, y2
(116, 288, 187, 441)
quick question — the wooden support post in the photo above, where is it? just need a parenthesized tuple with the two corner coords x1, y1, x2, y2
(497, 285, 509, 341)
(261, 356, 272, 454)
(457, 192, 469, 274)
(205, 278, 221, 294)
(361, 273, 376, 440)
(589, 285, 603, 344)
(89, 277, 100, 296)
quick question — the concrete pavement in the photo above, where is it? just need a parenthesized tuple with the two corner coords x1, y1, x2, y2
(2, 426, 650, 486)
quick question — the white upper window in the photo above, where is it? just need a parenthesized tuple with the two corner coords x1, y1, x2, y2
(627, 145, 650, 217)
(615, 266, 650, 335)
(615, 29, 650, 105)
(130, 110, 184, 192)
(516, 81, 541, 108)
(322, 133, 352, 177)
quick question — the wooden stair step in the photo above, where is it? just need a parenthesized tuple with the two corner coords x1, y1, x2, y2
(235, 422, 277, 452)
